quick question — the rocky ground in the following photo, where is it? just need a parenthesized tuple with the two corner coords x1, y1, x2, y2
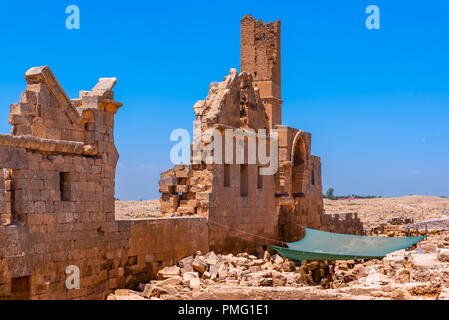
(324, 195, 449, 230)
(108, 229, 449, 300)
(115, 200, 161, 219)
(116, 195, 449, 225)
(110, 195, 449, 300)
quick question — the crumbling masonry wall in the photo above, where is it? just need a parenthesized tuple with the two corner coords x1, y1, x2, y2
(159, 15, 345, 252)
(0, 67, 207, 299)
(158, 75, 327, 250)
(160, 69, 278, 252)
(321, 213, 364, 235)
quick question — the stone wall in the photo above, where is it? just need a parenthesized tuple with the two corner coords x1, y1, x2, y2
(241, 14, 282, 128)
(113, 217, 208, 291)
(321, 212, 365, 235)
(158, 15, 327, 253)
(0, 66, 207, 300)
(0, 214, 207, 299)
(159, 69, 279, 253)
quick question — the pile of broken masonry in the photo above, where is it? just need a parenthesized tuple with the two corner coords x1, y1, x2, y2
(108, 230, 449, 300)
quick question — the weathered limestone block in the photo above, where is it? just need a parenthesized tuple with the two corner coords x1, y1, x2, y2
(160, 194, 180, 214)
(187, 177, 197, 185)
(157, 266, 180, 280)
(190, 185, 207, 193)
(178, 256, 194, 273)
(186, 200, 198, 207)
(182, 272, 201, 290)
(175, 185, 189, 193)
(160, 169, 175, 179)
(178, 207, 196, 215)
(196, 192, 211, 201)
(437, 248, 449, 262)
(159, 185, 173, 194)
(192, 256, 208, 275)
(175, 170, 190, 178)
(159, 177, 177, 187)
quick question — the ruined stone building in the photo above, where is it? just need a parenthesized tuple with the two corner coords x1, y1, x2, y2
(159, 14, 331, 251)
(0, 15, 361, 300)
(0, 66, 208, 299)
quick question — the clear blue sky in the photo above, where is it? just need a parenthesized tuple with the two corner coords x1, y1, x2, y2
(0, 1, 448, 200)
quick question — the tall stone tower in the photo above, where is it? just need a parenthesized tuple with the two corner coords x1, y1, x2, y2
(240, 14, 282, 128)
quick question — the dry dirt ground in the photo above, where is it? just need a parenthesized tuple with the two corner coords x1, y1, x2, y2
(111, 196, 449, 300)
(115, 200, 161, 219)
(324, 195, 449, 230)
(115, 195, 449, 224)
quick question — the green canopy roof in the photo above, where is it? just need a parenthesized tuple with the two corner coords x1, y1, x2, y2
(271, 228, 424, 261)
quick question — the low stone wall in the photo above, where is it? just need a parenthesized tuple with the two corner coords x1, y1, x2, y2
(321, 212, 364, 235)
(0, 216, 208, 300)
(118, 217, 209, 288)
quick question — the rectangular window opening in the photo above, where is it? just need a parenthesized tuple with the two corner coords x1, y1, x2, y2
(257, 166, 263, 189)
(240, 164, 248, 197)
(3, 168, 15, 225)
(224, 164, 230, 187)
(60, 172, 71, 201)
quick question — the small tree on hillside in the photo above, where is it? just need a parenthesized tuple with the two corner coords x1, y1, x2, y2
(324, 188, 337, 200)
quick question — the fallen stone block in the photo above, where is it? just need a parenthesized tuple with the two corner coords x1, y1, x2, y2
(437, 289, 449, 300)
(272, 254, 284, 265)
(202, 271, 211, 280)
(159, 276, 182, 287)
(391, 287, 412, 300)
(114, 289, 130, 296)
(263, 251, 271, 262)
(395, 268, 410, 283)
(192, 256, 208, 275)
(218, 263, 229, 279)
(205, 251, 221, 266)
(157, 266, 180, 280)
(182, 272, 201, 290)
(437, 248, 449, 262)
(179, 256, 194, 273)
(351, 264, 368, 280)
(143, 284, 179, 298)
(209, 263, 221, 279)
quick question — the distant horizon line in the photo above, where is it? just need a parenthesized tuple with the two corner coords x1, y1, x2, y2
(114, 194, 449, 202)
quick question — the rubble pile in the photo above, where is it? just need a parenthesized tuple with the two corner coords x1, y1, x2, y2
(108, 231, 449, 300)
(107, 250, 333, 300)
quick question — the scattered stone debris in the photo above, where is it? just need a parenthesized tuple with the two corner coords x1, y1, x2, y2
(109, 229, 449, 300)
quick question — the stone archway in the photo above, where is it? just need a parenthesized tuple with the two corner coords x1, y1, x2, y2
(290, 132, 309, 197)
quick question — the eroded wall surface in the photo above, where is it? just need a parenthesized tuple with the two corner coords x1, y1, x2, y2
(0, 67, 207, 300)
(159, 15, 329, 253)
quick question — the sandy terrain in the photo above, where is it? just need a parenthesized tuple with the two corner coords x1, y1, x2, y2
(115, 200, 161, 220)
(115, 195, 449, 228)
(324, 195, 449, 230)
